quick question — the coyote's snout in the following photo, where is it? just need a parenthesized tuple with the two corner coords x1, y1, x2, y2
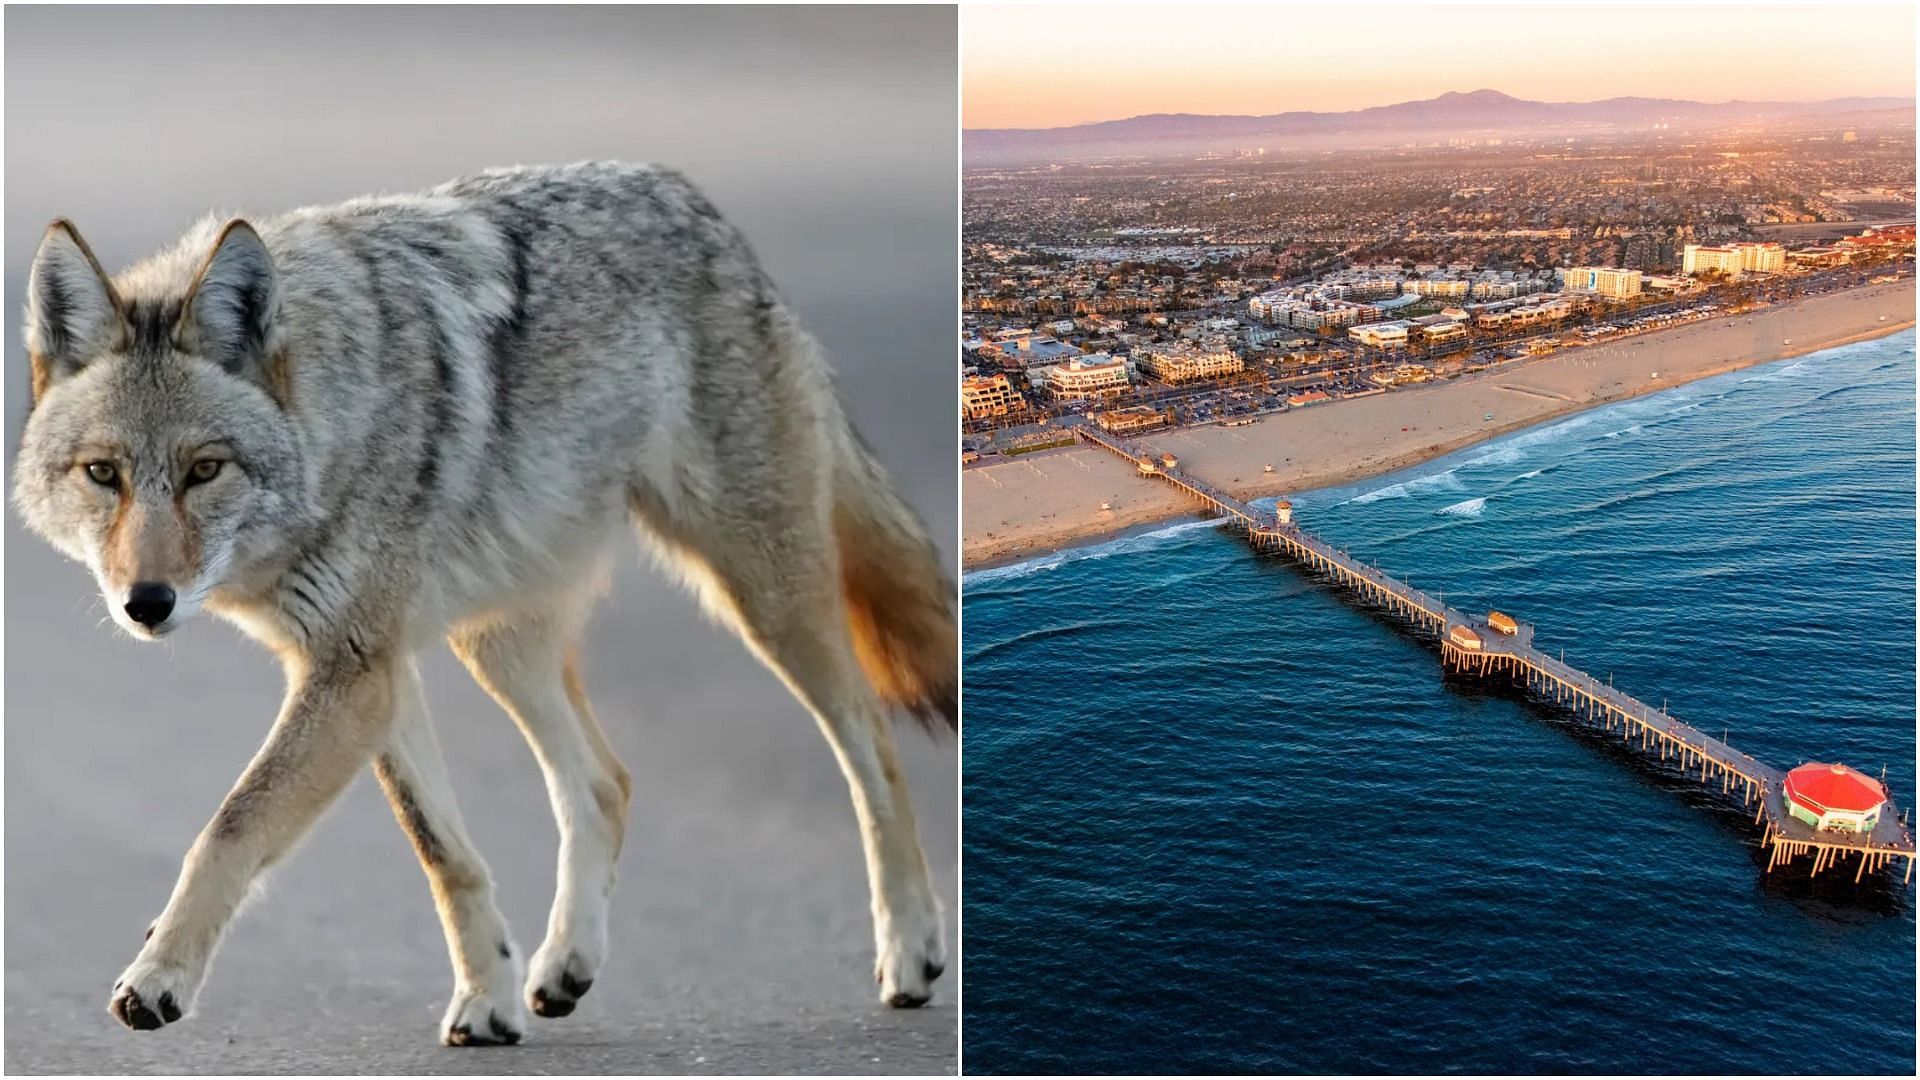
(13, 162, 955, 1045)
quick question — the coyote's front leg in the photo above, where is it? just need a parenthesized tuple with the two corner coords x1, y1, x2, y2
(108, 643, 398, 1031)
(373, 660, 526, 1046)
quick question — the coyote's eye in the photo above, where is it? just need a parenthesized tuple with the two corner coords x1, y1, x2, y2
(85, 462, 118, 487)
(187, 459, 224, 486)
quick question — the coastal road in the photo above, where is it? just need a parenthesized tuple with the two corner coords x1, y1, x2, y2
(4, 7, 957, 1074)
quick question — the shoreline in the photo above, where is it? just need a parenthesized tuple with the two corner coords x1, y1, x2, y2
(963, 280, 1916, 572)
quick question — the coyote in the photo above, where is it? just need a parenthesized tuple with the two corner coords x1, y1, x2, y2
(13, 162, 955, 1045)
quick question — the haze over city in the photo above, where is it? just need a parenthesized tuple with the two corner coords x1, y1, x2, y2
(964, 2, 1916, 130)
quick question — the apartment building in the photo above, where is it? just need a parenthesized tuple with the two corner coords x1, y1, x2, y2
(1562, 266, 1644, 298)
(1404, 276, 1472, 300)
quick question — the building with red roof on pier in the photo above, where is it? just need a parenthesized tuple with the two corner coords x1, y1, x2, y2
(1782, 763, 1887, 834)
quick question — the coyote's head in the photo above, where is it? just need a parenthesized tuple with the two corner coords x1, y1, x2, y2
(14, 218, 309, 639)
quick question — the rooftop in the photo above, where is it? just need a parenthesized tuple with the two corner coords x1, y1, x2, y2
(1784, 762, 1887, 815)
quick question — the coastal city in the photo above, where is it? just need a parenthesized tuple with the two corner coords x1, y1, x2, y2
(961, 124, 1915, 461)
(959, 9, 1916, 1076)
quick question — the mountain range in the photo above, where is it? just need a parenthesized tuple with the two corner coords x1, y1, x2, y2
(965, 89, 1913, 162)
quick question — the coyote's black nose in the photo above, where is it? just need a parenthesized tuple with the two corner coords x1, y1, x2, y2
(125, 583, 176, 627)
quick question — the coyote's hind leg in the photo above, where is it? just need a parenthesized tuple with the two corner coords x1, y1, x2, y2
(450, 611, 631, 1020)
(651, 520, 947, 1007)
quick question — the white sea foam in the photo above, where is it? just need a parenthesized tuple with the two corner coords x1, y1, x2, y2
(1742, 357, 1819, 385)
(1462, 445, 1525, 470)
(1346, 468, 1465, 505)
(965, 517, 1228, 585)
(1436, 497, 1488, 518)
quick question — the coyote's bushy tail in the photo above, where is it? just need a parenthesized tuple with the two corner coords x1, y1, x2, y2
(833, 432, 958, 732)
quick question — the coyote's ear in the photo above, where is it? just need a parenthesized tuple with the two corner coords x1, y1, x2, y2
(178, 219, 279, 377)
(25, 219, 124, 397)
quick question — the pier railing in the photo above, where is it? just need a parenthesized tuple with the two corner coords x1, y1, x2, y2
(1076, 425, 1916, 885)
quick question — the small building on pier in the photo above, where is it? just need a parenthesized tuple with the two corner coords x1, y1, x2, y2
(1782, 763, 1887, 834)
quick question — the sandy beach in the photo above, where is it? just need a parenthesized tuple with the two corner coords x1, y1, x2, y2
(964, 278, 1916, 568)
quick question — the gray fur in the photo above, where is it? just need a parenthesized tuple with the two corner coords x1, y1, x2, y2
(14, 162, 954, 1042)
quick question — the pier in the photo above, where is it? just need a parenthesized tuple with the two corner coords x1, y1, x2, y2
(1077, 424, 1916, 884)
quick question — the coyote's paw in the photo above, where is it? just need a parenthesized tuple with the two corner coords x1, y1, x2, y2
(527, 944, 601, 1018)
(874, 902, 947, 1008)
(442, 984, 525, 1047)
(108, 955, 198, 1032)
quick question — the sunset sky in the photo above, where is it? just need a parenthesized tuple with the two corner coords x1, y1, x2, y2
(964, 2, 1917, 129)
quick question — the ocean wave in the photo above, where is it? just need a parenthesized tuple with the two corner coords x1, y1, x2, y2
(1436, 497, 1488, 518)
(1462, 444, 1525, 470)
(1741, 356, 1818, 385)
(966, 618, 1136, 663)
(1345, 468, 1465, 505)
(1803, 383, 1874, 407)
(964, 517, 1229, 586)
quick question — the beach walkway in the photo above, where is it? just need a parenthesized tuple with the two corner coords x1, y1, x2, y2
(1076, 424, 1917, 885)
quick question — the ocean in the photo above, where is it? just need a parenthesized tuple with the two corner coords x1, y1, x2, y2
(960, 330, 1917, 1074)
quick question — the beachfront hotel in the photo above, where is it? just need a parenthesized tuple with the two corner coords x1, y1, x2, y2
(1562, 266, 1645, 299)
(1682, 242, 1787, 278)
(1037, 353, 1132, 400)
(1133, 345, 1245, 384)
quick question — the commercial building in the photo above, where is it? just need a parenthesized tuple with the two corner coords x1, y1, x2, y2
(1788, 247, 1852, 270)
(1468, 293, 1574, 331)
(961, 373, 1023, 420)
(991, 333, 1083, 369)
(1037, 353, 1132, 401)
(1133, 345, 1245, 384)
(1349, 320, 1412, 349)
(1094, 405, 1170, 435)
(1412, 314, 1469, 346)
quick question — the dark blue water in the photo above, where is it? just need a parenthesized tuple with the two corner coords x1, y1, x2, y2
(961, 331, 1917, 1075)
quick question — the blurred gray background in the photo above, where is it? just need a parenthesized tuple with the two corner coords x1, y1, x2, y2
(4, 6, 956, 1074)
